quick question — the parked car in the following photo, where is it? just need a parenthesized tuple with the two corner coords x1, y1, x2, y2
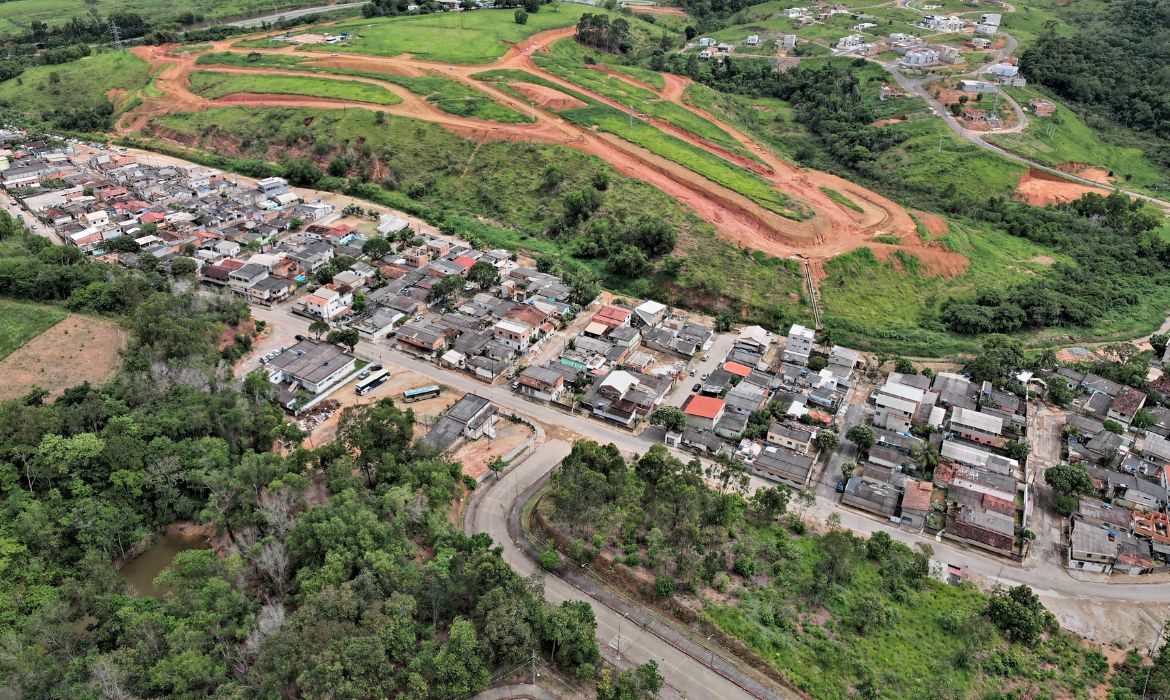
(836, 480, 847, 493)
(358, 367, 371, 379)
(692, 383, 701, 392)
(689, 369, 696, 377)
(701, 372, 710, 381)
(295, 334, 306, 342)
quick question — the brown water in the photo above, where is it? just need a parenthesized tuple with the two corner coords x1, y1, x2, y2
(118, 531, 210, 597)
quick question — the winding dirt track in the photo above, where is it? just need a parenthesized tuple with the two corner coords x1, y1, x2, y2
(123, 25, 934, 274)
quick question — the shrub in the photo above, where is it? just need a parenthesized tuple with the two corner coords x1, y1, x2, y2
(538, 549, 561, 570)
(654, 575, 676, 599)
(712, 571, 730, 592)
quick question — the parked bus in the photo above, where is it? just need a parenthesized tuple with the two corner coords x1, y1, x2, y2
(355, 369, 390, 396)
(402, 385, 441, 403)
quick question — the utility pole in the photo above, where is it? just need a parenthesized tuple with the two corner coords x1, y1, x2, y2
(628, 103, 633, 130)
(109, 19, 123, 52)
(530, 649, 537, 685)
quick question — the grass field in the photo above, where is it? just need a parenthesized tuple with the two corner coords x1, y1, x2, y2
(704, 533, 1105, 700)
(0, 50, 150, 116)
(0, 300, 66, 361)
(196, 52, 531, 122)
(821, 187, 863, 212)
(989, 86, 1166, 190)
(187, 70, 403, 105)
(289, 6, 593, 62)
(819, 224, 1068, 355)
(0, 0, 333, 38)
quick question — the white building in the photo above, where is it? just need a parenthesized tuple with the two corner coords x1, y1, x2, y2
(784, 323, 815, 365)
(900, 48, 939, 67)
(836, 34, 867, 50)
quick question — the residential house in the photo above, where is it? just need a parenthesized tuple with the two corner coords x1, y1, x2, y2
(248, 276, 296, 305)
(767, 422, 814, 453)
(632, 299, 668, 327)
(746, 34, 760, 45)
(784, 323, 815, 365)
(1068, 520, 1118, 573)
(517, 365, 565, 402)
(590, 370, 646, 427)
(949, 407, 1004, 447)
(395, 322, 448, 356)
(302, 284, 353, 320)
(900, 479, 934, 529)
(841, 476, 901, 517)
(1109, 387, 1147, 425)
(751, 445, 814, 489)
(229, 263, 268, 293)
(592, 305, 633, 330)
(493, 319, 532, 353)
(683, 395, 726, 430)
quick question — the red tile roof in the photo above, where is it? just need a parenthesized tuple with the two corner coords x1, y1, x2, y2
(592, 305, 632, 327)
(723, 361, 753, 377)
(902, 480, 934, 511)
(452, 256, 476, 270)
(684, 395, 725, 419)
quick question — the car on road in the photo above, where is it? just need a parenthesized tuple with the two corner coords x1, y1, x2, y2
(295, 334, 306, 342)
(701, 372, 710, 381)
(689, 369, 696, 376)
(702, 355, 710, 362)
(358, 367, 372, 379)
(692, 383, 701, 392)
(836, 480, 847, 493)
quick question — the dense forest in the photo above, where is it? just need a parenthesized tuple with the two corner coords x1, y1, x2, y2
(541, 440, 1111, 698)
(1021, 0, 1170, 172)
(0, 214, 603, 697)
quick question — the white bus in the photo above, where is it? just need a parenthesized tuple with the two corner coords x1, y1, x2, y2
(355, 369, 390, 396)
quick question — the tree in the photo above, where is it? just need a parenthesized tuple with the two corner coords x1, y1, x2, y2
(170, 257, 197, 276)
(846, 424, 875, 454)
(514, 8, 528, 24)
(325, 328, 358, 352)
(967, 335, 1026, 385)
(649, 406, 686, 433)
(352, 291, 367, 314)
(684, 25, 697, 40)
(1103, 419, 1124, 434)
(813, 428, 839, 452)
(1045, 463, 1092, 496)
(1004, 440, 1030, 461)
(654, 575, 676, 599)
(1133, 409, 1155, 431)
(893, 357, 915, 374)
(714, 310, 735, 333)
(1047, 381, 1073, 407)
(362, 236, 391, 259)
(609, 244, 649, 279)
(986, 585, 1048, 645)
(808, 356, 828, 372)
(309, 319, 330, 339)
(1152, 332, 1170, 359)
(427, 274, 463, 304)
(487, 457, 507, 478)
(751, 485, 790, 521)
(467, 261, 499, 289)
(538, 549, 561, 570)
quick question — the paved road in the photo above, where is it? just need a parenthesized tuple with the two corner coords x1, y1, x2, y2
(0, 191, 62, 244)
(248, 303, 1170, 604)
(223, 2, 365, 27)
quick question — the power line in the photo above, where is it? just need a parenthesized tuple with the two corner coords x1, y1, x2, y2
(109, 19, 123, 52)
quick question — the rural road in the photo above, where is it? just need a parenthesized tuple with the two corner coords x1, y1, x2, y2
(222, 2, 366, 27)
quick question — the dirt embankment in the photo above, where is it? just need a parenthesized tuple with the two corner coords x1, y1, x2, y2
(123, 25, 923, 275)
(1056, 161, 1113, 185)
(1015, 167, 1112, 207)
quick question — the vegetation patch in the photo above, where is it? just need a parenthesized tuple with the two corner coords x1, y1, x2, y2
(819, 186, 863, 212)
(0, 299, 66, 361)
(291, 6, 594, 62)
(0, 50, 150, 132)
(187, 70, 403, 105)
(197, 53, 530, 122)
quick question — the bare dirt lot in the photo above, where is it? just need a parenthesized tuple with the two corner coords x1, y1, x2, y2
(450, 419, 533, 480)
(1015, 168, 1111, 207)
(511, 81, 587, 110)
(303, 367, 459, 447)
(0, 315, 127, 401)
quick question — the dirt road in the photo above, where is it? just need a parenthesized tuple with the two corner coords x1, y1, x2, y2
(124, 24, 921, 273)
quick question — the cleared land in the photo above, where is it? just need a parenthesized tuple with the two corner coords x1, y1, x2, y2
(187, 70, 403, 105)
(0, 311, 127, 401)
(285, 6, 593, 62)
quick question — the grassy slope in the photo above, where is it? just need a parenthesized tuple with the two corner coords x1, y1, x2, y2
(0, 300, 67, 361)
(187, 70, 403, 105)
(819, 226, 1069, 355)
(289, 6, 593, 62)
(0, 50, 151, 115)
(146, 106, 808, 321)
(196, 52, 531, 122)
(0, 0, 330, 38)
(476, 66, 804, 219)
(989, 88, 1165, 191)
(704, 534, 1105, 700)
